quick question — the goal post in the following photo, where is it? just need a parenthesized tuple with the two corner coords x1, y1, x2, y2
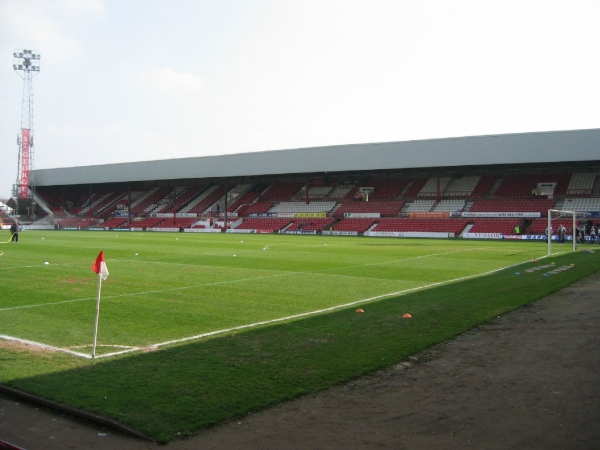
(547, 209, 586, 255)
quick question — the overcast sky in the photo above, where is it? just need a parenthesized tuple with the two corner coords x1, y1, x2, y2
(1, 0, 599, 198)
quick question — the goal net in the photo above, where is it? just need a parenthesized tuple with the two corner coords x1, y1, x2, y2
(547, 209, 588, 255)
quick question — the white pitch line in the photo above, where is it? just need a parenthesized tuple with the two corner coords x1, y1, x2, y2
(151, 257, 533, 350)
(0, 296, 97, 312)
(2, 253, 551, 359)
(0, 273, 293, 312)
(0, 263, 71, 270)
(0, 248, 490, 312)
(0, 335, 92, 359)
(93, 348, 141, 358)
(72, 344, 143, 358)
(315, 247, 489, 273)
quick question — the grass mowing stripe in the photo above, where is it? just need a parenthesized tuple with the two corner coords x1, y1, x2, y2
(0, 263, 72, 270)
(0, 271, 309, 312)
(1, 254, 531, 357)
(0, 296, 97, 312)
(0, 247, 492, 312)
(115, 247, 487, 270)
(300, 247, 490, 272)
(149, 255, 532, 351)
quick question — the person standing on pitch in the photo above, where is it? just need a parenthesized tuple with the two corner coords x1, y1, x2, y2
(10, 222, 18, 242)
(559, 225, 566, 244)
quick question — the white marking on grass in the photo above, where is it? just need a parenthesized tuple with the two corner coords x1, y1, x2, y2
(0, 336, 145, 359)
(0, 335, 92, 358)
(98, 349, 140, 357)
(0, 297, 97, 312)
(1, 249, 487, 312)
(72, 344, 143, 358)
(0, 271, 299, 312)
(3, 252, 551, 359)
(317, 247, 488, 273)
(0, 263, 71, 270)
(150, 257, 534, 351)
(118, 248, 486, 273)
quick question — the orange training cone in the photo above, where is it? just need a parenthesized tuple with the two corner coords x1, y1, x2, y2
(356, 308, 364, 313)
(402, 313, 412, 318)
(532, 259, 537, 263)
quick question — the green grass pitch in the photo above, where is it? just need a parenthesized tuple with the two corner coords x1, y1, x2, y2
(1, 230, 599, 442)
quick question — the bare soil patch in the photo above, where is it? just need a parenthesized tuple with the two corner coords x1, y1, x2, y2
(0, 340, 56, 355)
(1, 272, 599, 449)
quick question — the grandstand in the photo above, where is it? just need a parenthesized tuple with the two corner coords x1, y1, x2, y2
(16, 129, 599, 239)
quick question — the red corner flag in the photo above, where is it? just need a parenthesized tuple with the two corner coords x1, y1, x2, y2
(92, 251, 109, 280)
(92, 251, 109, 358)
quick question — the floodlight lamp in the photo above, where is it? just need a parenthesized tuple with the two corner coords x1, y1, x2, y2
(18, 65, 23, 69)
(13, 53, 17, 57)
(13, 64, 17, 69)
(19, 53, 23, 57)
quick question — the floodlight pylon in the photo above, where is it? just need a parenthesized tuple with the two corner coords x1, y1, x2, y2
(13, 49, 41, 213)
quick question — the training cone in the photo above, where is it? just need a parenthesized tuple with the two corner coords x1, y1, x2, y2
(402, 313, 412, 318)
(532, 259, 537, 263)
(356, 308, 364, 313)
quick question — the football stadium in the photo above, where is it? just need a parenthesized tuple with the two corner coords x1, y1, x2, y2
(10, 128, 600, 238)
(1, 128, 600, 445)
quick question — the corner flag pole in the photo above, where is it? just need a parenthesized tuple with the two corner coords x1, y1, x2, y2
(91, 251, 109, 358)
(92, 271, 103, 358)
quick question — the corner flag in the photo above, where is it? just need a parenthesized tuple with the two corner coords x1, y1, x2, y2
(92, 251, 109, 280)
(92, 251, 109, 358)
